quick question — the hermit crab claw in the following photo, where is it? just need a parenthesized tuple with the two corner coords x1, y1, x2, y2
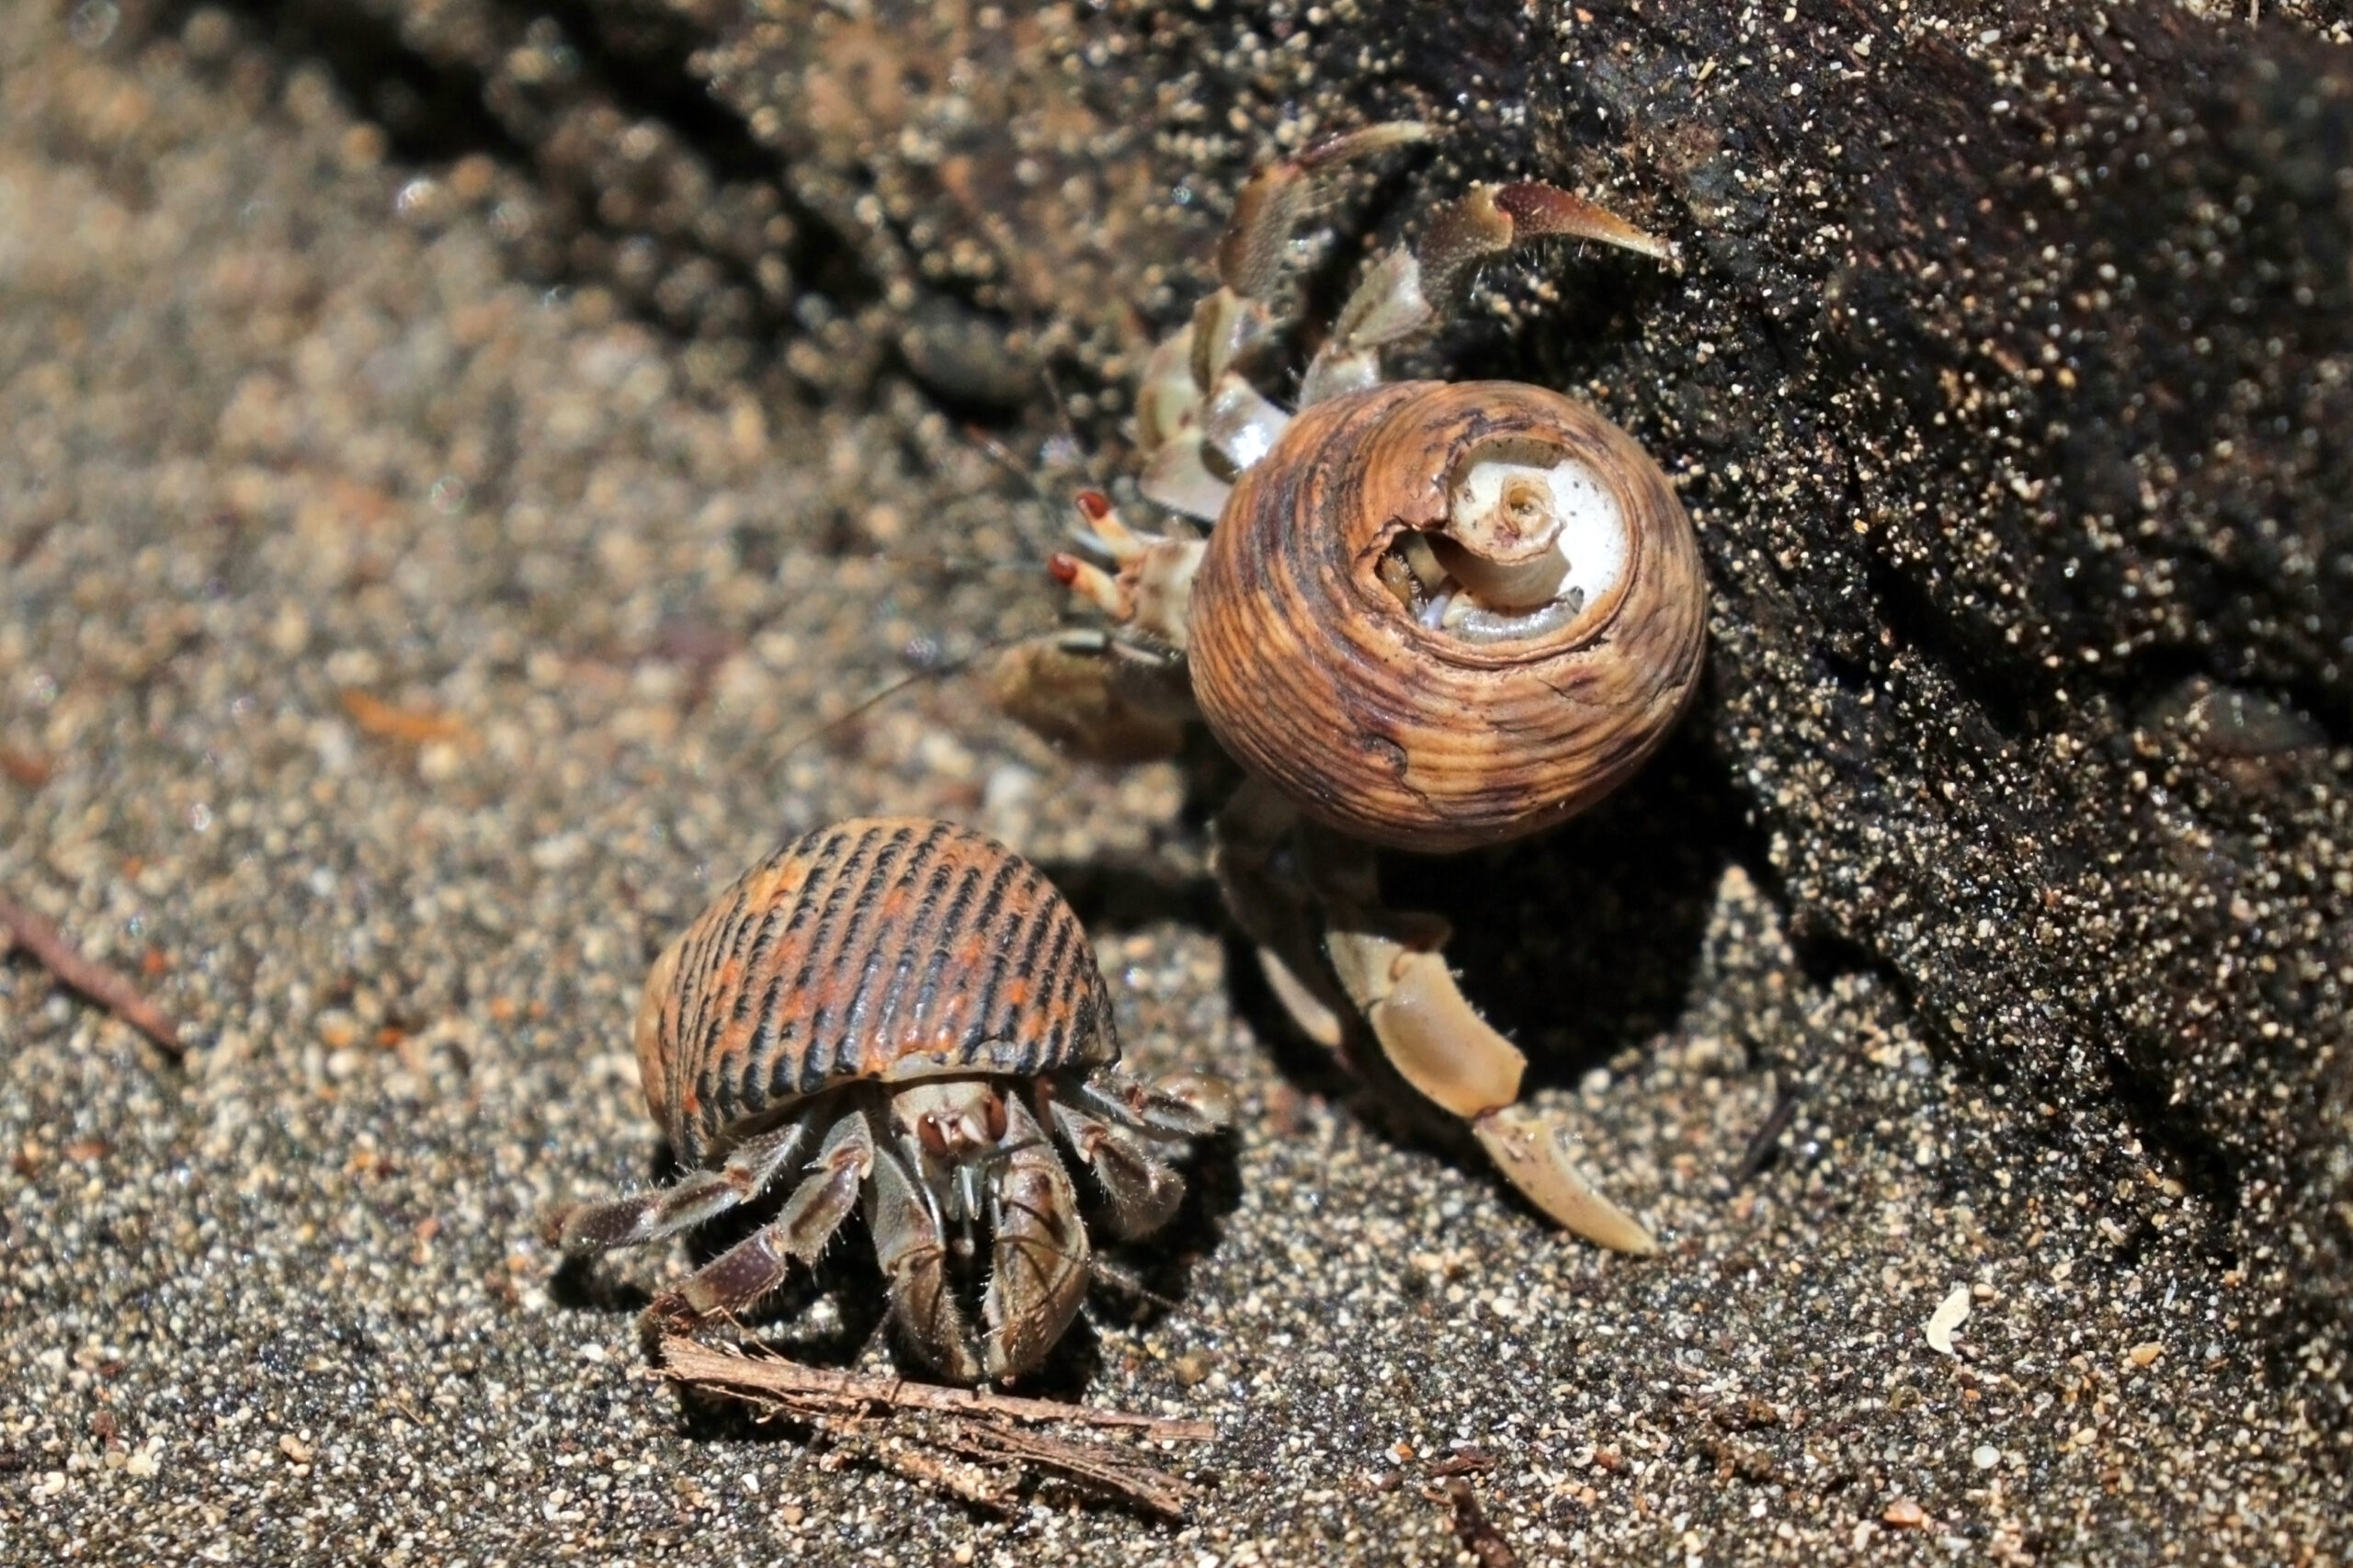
(1323, 921, 1660, 1256)
(1469, 1108, 1658, 1257)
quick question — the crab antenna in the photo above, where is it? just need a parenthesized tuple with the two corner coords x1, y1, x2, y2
(963, 422, 1068, 511)
(1085, 1253, 1184, 1311)
(770, 628, 1047, 763)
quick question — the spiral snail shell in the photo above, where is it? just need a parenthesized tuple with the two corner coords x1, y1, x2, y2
(1186, 380, 1706, 853)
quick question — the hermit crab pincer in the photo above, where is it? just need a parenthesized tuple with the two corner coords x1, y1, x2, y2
(545, 817, 1232, 1381)
(993, 123, 1704, 1253)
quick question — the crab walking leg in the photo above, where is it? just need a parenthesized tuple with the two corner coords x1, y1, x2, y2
(1214, 121, 1434, 301)
(1210, 778, 1352, 1052)
(659, 1110, 878, 1321)
(987, 629, 1195, 767)
(1301, 180, 1677, 406)
(544, 1113, 814, 1254)
(1047, 1096, 1188, 1238)
(1302, 828, 1661, 1256)
(1136, 122, 1432, 517)
(989, 494, 1205, 767)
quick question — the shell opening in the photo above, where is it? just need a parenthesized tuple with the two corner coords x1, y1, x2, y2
(1375, 439, 1627, 643)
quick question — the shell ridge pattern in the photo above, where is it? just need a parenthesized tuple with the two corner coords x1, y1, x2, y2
(876, 852, 967, 1060)
(1256, 416, 1344, 814)
(654, 932, 705, 1138)
(739, 850, 833, 1107)
(902, 853, 995, 1057)
(735, 900, 800, 1107)
(726, 897, 792, 1082)
(675, 866, 773, 1139)
(782, 825, 896, 1098)
(802, 823, 930, 1094)
(969, 862, 1051, 1060)
(874, 844, 964, 1054)
(835, 824, 949, 1067)
(1032, 877, 1095, 1069)
(694, 828, 858, 1136)
(1022, 902, 1083, 1077)
(678, 860, 769, 1107)
(692, 874, 788, 1139)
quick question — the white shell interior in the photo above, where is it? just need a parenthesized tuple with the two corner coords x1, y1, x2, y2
(1450, 452, 1627, 616)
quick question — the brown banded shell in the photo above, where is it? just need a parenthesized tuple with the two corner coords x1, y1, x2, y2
(633, 817, 1116, 1165)
(1186, 380, 1707, 852)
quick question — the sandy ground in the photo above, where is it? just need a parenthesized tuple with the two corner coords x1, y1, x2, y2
(2, 5, 2346, 1564)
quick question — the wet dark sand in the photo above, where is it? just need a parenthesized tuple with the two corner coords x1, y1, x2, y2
(3, 6, 2346, 1563)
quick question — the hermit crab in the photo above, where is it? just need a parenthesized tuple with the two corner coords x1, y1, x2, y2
(993, 123, 1704, 1253)
(545, 817, 1232, 1381)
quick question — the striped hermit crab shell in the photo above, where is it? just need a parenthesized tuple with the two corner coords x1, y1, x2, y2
(634, 816, 1116, 1166)
(1185, 379, 1708, 853)
(554, 815, 1229, 1381)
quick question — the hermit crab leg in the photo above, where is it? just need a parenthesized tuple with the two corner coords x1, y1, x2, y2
(543, 1114, 815, 1255)
(868, 1139, 983, 1381)
(1214, 121, 1436, 305)
(988, 494, 1204, 764)
(1067, 1067, 1237, 1140)
(1138, 122, 1431, 517)
(1210, 777, 1354, 1053)
(986, 630, 1193, 766)
(1215, 778, 1656, 1254)
(1302, 829, 1660, 1255)
(1046, 1096, 1188, 1238)
(659, 1110, 878, 1321)
(1300, 178, 1675, 406)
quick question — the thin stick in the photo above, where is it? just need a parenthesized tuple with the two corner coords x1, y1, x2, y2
(0, 891, 184, 1056)
(657, 1336, 1214, 1439)
(656, 1335, 1212, 1516)
(941, 1421, 1193, 1518)
(827, 1421, 1018, 1509)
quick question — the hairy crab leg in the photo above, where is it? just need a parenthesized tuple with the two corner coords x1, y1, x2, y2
(989, 499, 1204, 763)
(1301, 176, 1676, 405)
(655, 1110, 878, 1322)
(980, 1096, 1091, 1381)
(1216, 778, 1656, 1253)
(868, 1138, 983, 1381)
(1136, 123, 1435, 514)
(543, 1114, 814, 1254)
(1210, 777, 1354, 1052)
(1046, 1095, 1188, 1238)
(985, 630, 1193, 766)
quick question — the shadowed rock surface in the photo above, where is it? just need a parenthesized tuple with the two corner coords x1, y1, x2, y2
(3, 0, 2350, 1562)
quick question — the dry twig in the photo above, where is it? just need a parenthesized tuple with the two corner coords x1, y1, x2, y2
(655, 1335, 1212, 1517)
(0, 891, 184, 1056)
(659, 1337, 1211, 1436)
(339, 687, 474, 746)
(828, 1422, 1019, 1509)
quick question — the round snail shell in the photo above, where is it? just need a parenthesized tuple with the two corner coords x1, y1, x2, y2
(1187, 380, 1706, 853)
